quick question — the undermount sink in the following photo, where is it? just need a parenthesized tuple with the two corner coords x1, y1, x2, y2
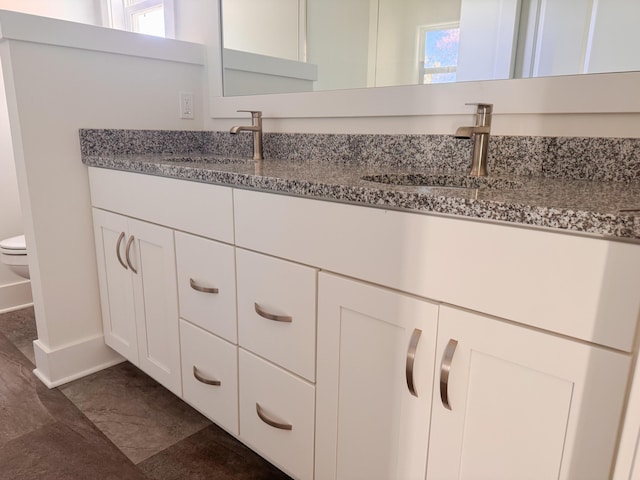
(361, 173, 523, 190)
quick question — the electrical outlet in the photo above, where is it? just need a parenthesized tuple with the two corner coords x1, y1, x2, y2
(179, 92, 194, 119)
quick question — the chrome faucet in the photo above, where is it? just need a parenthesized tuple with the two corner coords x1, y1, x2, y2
(230, 109, 263, 160)
(455, 103, 493, 177)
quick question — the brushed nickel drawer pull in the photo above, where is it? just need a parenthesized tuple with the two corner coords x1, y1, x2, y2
(440, 339, 458, 411)
(189, 278, 219, 294)
(254, 303, 293, 323)
(125, 235, 137, 274)
(405, 328, 422, 397)
(116, 232, 128, 270)
(256, 403, 293, 431)
(192, 365, 221, 386)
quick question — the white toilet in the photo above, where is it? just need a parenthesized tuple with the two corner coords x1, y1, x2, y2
(0, 235, 30, 279)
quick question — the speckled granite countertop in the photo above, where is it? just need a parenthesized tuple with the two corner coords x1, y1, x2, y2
(83, 153, 640, 241)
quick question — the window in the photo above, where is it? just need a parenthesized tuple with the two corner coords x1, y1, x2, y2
(106, 0, 175, 38)
(418, 24, 460, 84)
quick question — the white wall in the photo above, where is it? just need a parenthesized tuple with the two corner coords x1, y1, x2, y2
(0, 11, 205, 386)
(533, 0, 592, 77)
(307, 0, 371, 91)
(173, 0, 221, 112)
(457, 0, 519, 81)
(587, 0, 640, 74)
(221, 0, 301, 61)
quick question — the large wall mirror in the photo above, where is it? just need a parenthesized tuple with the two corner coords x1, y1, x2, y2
(220, 0, 640, 97)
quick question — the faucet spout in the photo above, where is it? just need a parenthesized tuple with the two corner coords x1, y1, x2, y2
(230, 125, 259, 134)
(455, 103, 493, 177)
(230, 110, 263, 160)
(455, 125, 491, 139)
(455, 126, 474, 139)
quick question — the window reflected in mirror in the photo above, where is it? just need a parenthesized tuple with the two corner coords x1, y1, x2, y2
(420, 24, 460, 85)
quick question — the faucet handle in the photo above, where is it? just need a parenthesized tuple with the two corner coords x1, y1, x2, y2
(237, 109, 262, 118)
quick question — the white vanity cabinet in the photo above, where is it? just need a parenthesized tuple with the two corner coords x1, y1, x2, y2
(427, 306, 631, 480)
(87, 168, 640, 480)
(315, 273, 438, 480)
(92, 208, 181, 396)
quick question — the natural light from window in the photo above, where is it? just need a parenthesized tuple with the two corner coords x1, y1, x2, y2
(131, 5, 165, 37)
(420, 25, 460, 84)
(108, 0, 174, 38)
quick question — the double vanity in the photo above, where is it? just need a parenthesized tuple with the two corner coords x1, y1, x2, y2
(83, 129, 640, 480)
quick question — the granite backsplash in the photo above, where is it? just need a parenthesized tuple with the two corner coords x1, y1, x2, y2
(79, 129, 640, 184)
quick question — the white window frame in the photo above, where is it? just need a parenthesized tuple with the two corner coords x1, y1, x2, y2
(104, 0, 175, 38)
(418, 22, 460, 84)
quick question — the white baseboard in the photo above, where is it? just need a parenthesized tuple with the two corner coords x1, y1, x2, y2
(0, 280, 33, 313)
(32, 334, 125, 388)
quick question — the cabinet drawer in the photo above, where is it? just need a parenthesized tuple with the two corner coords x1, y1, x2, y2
(236, 249, 317, 381)
(89, 167, 234, 243)
(176, 232, 237, 343)
(180, 320, 238, 436)
(239, 349, 315, 480)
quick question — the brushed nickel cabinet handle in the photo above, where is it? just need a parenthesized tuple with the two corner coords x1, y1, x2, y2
(125, 235, 137, 274)
(254, 303, 293, 323)
(189, 278, 219, 294)
(440, 339, 458, 411)
(192, 365, 221, 386)
(256, 403, 293, 431)
(405, 328, 422, 397)
(115, 232, 128, 270)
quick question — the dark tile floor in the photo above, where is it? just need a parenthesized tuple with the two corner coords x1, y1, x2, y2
(0, 307, 291, 479)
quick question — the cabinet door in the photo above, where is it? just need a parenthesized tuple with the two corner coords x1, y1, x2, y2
(316, 273, 438, 480)
(92, 208, 137, 363)
(128, 218, 181, 397)
(428, 306, 631, 480)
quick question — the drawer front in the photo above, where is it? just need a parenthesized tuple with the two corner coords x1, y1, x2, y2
(236, 249, 317, 381)
(89, 167, 234, 243)
(234, 188, 640, 352)
(180, 320, 238, 435)
(176, 232, 237, 343)
(239, 349, 315, 480)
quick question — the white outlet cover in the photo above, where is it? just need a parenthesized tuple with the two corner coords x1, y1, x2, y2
(179, 92, 194, 119)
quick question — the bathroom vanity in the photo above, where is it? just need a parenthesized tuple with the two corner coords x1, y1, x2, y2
(84, 141, 640, 480)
